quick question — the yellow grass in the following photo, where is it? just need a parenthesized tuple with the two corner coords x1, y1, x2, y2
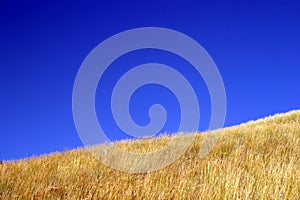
(1, 110, 300, 199)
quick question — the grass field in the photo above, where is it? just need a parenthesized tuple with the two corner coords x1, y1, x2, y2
(1, 110, 300, 199)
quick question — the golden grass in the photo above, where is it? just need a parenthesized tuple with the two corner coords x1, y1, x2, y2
(1, 110, 300, 199)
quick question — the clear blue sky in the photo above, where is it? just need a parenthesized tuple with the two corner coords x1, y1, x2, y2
(1, 0, 299, 161)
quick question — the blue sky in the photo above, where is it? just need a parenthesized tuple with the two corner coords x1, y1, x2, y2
(1, 0, 299, 160)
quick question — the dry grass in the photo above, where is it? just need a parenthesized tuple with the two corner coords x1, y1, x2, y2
(1, 110, 300, 199)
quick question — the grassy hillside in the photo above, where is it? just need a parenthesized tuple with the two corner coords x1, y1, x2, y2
(1, 110, 300, 199)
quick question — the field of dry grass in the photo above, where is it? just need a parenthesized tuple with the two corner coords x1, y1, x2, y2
(1, 110, 300, 199)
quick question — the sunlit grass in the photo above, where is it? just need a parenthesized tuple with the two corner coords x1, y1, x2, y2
(1, 110, 300, 199)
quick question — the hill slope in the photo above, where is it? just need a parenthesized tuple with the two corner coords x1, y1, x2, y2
(1, 110, 300, 199)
